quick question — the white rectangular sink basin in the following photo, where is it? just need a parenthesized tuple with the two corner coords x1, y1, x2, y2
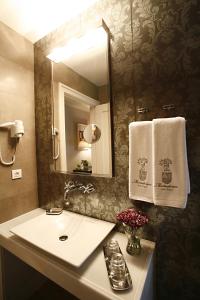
(10, 210, 115, 267)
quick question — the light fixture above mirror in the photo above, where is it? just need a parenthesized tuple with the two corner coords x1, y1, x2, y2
(47, 26, 108, 63)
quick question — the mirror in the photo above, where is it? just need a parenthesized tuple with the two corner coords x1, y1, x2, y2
(48, 20, 113, 177)
(83, 124, 101, 144)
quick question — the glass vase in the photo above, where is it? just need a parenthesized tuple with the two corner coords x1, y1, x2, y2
(123, 224, 141, 256)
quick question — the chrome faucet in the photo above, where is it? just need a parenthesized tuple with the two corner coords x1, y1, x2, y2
(63, 181, 95, 208)
(64, 181, 77, 194)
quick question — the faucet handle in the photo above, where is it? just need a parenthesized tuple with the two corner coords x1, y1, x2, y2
(84, 183, 95, 194)
(64, 181, 95, 194)
(64, 181, 76, 191)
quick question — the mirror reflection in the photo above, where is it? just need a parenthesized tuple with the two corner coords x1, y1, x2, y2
(83, 124, 101, 144)
(49, 20, 112, 177)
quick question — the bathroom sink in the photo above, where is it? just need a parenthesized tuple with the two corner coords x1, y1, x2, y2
(10, 210, 115, 267)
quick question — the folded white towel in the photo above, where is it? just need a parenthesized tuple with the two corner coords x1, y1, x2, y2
(152, 117, 190, 208)
(129, 121, 153, 203)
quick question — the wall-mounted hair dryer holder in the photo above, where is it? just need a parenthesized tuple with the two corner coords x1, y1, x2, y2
(0, 120, 24, 138)
(0, 120, 24, 166)
(52, 126, 60, 160)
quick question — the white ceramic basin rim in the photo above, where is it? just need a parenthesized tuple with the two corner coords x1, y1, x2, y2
(10, 210, 115, 267)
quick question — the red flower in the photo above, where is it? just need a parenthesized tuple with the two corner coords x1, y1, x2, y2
(116, 208, 148, 229)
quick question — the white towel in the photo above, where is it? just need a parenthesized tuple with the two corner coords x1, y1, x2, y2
(152, 117, 190, 208)
(129, 121, 153, 203)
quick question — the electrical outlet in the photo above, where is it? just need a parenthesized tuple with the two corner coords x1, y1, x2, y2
(11, 169, 22, 180)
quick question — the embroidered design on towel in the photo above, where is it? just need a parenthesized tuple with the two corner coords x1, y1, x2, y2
(160, 158, 172, 184)
(155, 158, 178, 191)
(138, 157, 148, 181)
(133, 157, 151, 188)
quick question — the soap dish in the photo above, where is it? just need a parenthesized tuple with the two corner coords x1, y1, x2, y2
(103, 242, 133, 291)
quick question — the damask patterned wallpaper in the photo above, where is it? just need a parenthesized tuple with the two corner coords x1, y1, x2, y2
(34, 1, 200, 299)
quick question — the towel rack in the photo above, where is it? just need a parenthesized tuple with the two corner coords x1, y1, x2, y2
(137, 104, 175, 113)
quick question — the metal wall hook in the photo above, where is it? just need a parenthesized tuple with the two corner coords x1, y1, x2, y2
(137, 107, 149, 114)
(162, 104, 175, 111)
(136, 104, 175, 114)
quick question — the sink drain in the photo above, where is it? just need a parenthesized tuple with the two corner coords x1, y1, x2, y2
(59, 235, 68, 241)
